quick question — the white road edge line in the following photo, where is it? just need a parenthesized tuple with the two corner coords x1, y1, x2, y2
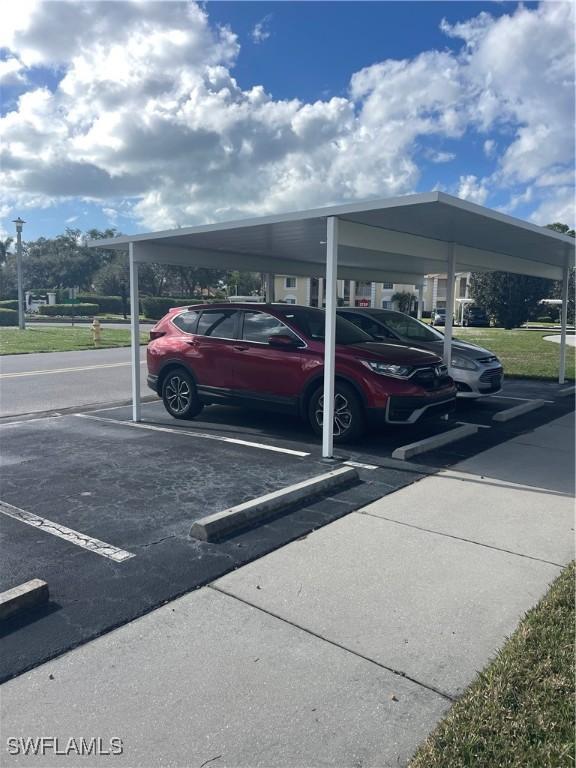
(0, 361, 146, 379)
(0, 500, 135, 563)
(0, 415, 63, 428)
(75, 413, 311, 458)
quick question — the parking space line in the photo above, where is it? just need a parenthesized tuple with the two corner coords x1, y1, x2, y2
(343, 460, 379, 470)
(487, 395, 555, 404)
(0, 501, 135, 562)
(456, 421, 491, 429)
(75, 413, 311, 457)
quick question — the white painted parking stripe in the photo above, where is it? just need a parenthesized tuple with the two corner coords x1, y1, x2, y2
(0, 360, 146, 379)
(557, 386, 575, 397)
(0, 500, 135, 562)
(487, 394, 555, 404)
(343, 460, 379, 470)
(75, 413, 311, 457)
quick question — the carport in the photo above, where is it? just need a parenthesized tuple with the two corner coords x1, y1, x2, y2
(90, 191, 575, 459)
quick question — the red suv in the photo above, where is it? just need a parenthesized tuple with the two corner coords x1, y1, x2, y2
(147, 303, 456, 442)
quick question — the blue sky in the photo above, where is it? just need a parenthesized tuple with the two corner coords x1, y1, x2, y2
(0, 1, 573, 241)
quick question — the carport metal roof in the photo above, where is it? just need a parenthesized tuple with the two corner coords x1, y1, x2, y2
(94, 191, 574, 282)
(90, 191, 575, 458)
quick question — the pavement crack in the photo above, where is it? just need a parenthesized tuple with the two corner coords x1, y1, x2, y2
(199, 756, 222, 768)
(358, 512, 565, 568)
(140, 535, 177, 549)
(209, 584, 456, 704)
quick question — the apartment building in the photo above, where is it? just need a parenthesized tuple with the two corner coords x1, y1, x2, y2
(273, 276, 419, 310)
(421, 273, 471, 313)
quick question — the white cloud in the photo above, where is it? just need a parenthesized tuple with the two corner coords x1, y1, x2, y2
(457, 174, 489, 205)
(483, 139, 496, 158)
(0, 57, 27, 86)
(251, 15, 272, 44)
(425, 150, 456, 164)
(0, 1, 573, 231)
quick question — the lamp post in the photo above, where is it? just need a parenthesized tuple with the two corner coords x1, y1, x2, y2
(13, 217, 25, 330)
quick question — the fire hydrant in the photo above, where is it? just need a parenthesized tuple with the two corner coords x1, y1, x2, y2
(91, 318, 102, 348)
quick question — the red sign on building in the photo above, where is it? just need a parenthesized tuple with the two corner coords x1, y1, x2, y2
(356, 299, 370, 307)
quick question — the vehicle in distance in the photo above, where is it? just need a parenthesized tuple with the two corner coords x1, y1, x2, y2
(147, 303, 457, 442)
(337, 307, 503, 397)
(462, 305, 490, 327)
(432, 308, 447, 326)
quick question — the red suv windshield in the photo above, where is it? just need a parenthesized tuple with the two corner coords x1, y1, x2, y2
(277, 307, 373, 345)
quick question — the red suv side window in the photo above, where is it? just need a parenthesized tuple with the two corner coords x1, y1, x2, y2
(196, 310, 238, 339)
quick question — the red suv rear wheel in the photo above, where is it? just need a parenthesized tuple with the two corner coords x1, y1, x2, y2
(162, 368, 204, 420)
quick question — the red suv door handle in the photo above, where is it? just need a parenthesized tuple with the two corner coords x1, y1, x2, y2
(233, 345, 249, 351)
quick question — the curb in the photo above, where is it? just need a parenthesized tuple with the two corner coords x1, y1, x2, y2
(492, 399, 546, 422)
(0, 579, 49, 621)
(392, 424, 479, 461)
(190, 466, 359, 542)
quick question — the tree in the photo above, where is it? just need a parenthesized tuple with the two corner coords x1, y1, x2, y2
(227, 271, 262, 296)
(469, 272, 554, 329)
(391, 291, 415, 314)
(0, 237, 16, 298)
(546, 223, 575, 323)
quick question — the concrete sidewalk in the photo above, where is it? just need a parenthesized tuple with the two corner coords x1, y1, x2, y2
(1, 414, 574, 767)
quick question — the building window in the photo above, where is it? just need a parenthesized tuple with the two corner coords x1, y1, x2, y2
(382, 301, 393, 309)
(382, 282, 393, 290)
(285, 277, 297, 289)
(283, 296, 296, 304)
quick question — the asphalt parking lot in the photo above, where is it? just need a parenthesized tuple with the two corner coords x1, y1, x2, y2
(1, 377, 574, 683)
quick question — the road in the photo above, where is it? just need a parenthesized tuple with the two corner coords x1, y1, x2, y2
(0, 347, 150, 418)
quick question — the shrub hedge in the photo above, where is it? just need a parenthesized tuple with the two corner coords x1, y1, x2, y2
(38, 303, 99, 317)
(0, 308, 19, 326)
(141, 296, 199, 320)
(0, 300, 19, 311)
(77, 294, 124, 314)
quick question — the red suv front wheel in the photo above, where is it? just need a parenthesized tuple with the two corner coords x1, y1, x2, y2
(308, 382, 365, 443)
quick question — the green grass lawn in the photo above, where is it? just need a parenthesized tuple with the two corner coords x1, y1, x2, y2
(454, 328, 575, 380)
(0, 326, 149, 355)
(410, 562, 575, 768)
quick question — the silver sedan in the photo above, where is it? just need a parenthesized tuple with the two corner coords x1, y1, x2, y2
(337, 308, 503, 398)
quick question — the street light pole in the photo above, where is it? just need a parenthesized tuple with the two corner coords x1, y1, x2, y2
(13, 217, 25, 330)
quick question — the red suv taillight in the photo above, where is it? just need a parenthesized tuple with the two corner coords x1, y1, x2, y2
(149, 330, 165, 341)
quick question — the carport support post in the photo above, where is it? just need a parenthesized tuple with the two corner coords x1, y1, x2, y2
(443, 243, 456, 366)
(558, 255, 569, 384)
(322, 216, 338, 459)
(417, 285, 423, 320)
(129, 242, 141, 422)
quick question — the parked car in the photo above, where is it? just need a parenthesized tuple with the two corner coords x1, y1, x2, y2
(432, 308, 447, 326)
(147, 303, 457, 442)
(462, 305, 490, 327)
(337, 307, 503, 398)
